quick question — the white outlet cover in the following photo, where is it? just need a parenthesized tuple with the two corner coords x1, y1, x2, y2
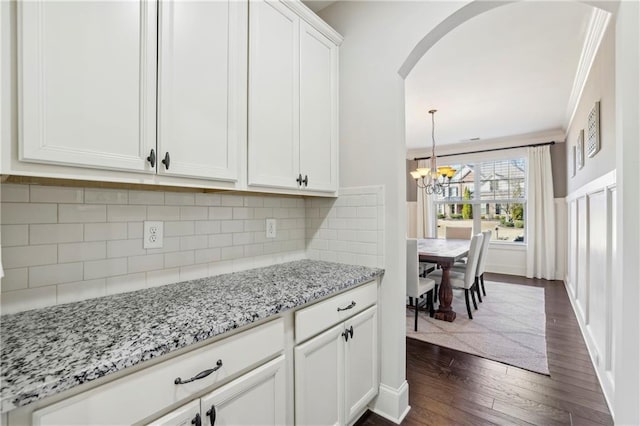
(144, 221, 164, 249)
(266, 218, 276, 238)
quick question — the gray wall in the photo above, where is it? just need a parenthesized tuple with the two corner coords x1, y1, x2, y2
(550, 142, 567, 198)
(406, 159, 417, 202)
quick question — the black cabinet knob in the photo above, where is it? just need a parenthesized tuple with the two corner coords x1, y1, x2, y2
(162, 152, 171, 170)
(206, 405, 217, 425)
(146, 149, 156, 167)
(303, 175, 308, 187)
(192, 413, 201, 426)
(296, 173, 302, 185)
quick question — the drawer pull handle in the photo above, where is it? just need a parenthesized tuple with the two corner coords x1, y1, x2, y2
(174, 359, 223, 385)
(192, 413, 201, 426)
(337, 301, 356, 312)
(206, 405, 217, 425)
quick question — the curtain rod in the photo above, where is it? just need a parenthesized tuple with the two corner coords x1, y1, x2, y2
(412, 140, 556, 161)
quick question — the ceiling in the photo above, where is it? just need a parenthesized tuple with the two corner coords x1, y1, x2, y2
(302, 0, 336, 13)
(403, 1, 595, 150)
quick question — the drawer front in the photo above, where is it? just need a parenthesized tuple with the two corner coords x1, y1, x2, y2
(295, 280, 377, 343)
(32, 319, 284, 426)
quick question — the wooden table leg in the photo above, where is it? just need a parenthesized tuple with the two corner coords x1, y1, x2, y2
(434, 261, 456, 322)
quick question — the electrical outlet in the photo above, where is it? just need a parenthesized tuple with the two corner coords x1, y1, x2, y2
(144, 221, 163, 249)
(266, 218, 277, 238)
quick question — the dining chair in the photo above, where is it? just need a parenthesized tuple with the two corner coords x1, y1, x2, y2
(427, 233, 484, 319)
(445, 226, 472, 240)
(407, 239, 436, 331)
(453, 230, 491, 302)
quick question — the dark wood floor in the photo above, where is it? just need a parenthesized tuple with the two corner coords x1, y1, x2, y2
(357, 273, 613, 426)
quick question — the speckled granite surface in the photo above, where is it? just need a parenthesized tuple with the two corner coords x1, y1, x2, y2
(0, 260, 383, 413)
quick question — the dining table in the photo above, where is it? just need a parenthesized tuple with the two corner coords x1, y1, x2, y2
(417, 238, 470, 322)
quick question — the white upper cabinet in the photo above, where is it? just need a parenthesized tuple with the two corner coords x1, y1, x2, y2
(299, 21, 338, 192)
(19, 1, 157, 173)
(157, 1, 246, 181)
(248, 0, 341, 193)
(248, 0, 300, 190)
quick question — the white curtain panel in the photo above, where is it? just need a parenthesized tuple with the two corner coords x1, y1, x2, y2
(416, 159, 436, 238)
(526, 146, 556, 279)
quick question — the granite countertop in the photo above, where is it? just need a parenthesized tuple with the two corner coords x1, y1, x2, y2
(0, 259, 383, 413)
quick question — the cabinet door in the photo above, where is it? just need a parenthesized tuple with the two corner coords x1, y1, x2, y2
(19, 1, 156, 173)
(147, 400, 201, 426)
(345, 306, 379, 423)
(299, 21, 338, 193)
(157, 1, 246, 181)
(294, 323, 344, 426)
(199, 356, 286, 426)
(248, 0, 300, 190)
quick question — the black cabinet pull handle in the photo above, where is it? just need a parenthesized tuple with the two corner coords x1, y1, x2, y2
(347, 325, 354, 339)
(303, 175, 308, 187)
(192, 413, 201, 426)
(342, 329, 349, 342)
(147, 149, 156, 167)
(162, 152, 171, 170)
(337, 301, 356, 312)
(296, 173, 302, 185)
(206, 405, 216, 425)
(174, 359, 222, 385)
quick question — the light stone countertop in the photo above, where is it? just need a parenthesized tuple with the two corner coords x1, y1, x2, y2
(0, 259, 383, 413)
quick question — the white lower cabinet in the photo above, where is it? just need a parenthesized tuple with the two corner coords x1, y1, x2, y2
(149, 356, 286, 426)
(295, 305, 378, 426)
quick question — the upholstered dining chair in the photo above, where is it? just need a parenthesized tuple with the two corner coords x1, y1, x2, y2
(407, 239, 436, 331)
(453, 230, 491, 302)
(445, 226, 472, 240)
(426, 233, 484, 319)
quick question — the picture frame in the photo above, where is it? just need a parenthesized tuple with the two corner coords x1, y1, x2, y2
(576, 129, 584, 170)
(570, 145, 576, 177)
(587, 101, 601, 158)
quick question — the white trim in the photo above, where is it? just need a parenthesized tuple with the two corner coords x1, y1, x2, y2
(281, 0, 343, 45)
(564, 8, 611, 133)
(565, 169, 616, 201)
(369, 381, 410, 425)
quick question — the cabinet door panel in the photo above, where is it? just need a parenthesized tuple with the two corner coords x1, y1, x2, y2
(147, 400, 200, 426)
(200, 356, 286, 426)
(294, 323, 344, 426)
(345, 306, 378, 422)
(299, 22, 338, 192)
(248, 0, 299, 189)
(19, 1, 156, 172)
(158, 1, 246, 181)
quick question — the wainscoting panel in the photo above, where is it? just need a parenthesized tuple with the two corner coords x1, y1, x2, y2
(565, 170, 616, 413)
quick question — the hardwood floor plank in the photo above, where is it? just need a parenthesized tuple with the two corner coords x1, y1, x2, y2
(355, 275, 613, 426)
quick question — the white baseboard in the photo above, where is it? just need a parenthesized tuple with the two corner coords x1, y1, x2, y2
(369, 381, 410, 424)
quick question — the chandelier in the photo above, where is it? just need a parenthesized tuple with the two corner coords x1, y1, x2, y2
(410, 109, 456, 195)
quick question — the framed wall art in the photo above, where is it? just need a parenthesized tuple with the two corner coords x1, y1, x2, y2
(570, 145, 576, 177)
(587, 101, 601, 158)
(576, 129, 584, 170)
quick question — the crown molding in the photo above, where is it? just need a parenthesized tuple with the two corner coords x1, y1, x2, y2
(282, 0, 344, 45)
(564, 8, 611, 132)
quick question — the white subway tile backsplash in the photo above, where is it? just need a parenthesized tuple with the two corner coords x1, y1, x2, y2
(31, 186, 83, 203)
(180, 206, 208, 221)
(29, 262, 83, 287)
(244, 244, 264, 257)
(30, 224, 83, 244)
(165, 221, 194, 237)
(59, 242, 106, 263)
(107, 205, 146, 222)
(232, 232, 253, 246)
(129, 190, 164, 205)
(195, 248, 221, 264)
(179, 264, 209, 281)
(106, 273, 146, 295)
(179, 235, 208, 251)
(146, 236, 180, 254)
(1, 184, 29, 202)
(243, 196, 264, 207)
(127, 222, 144, 239)
(244, 220, 265, 232)
(220, 194, 243, 207)
(209, 233, 233, 248)
(220, 220, 243, 233)
(195, 193, 221, 206)
(2, 245, 57, 268)
(233, 207, 253, 220)
(1, 268, 28, 291)
(165, 192, 195, 206)
(1, 286, 57, 315)
(254, 208, 274, 219)
(165, 251, 194, 268)
(221, 246, 244, 260)
(209, 207, 233, 220)
(1, 225, 28, 247)
(356, 207, 377, 218)
(84, 258, 127, 280)
(57, 279, 106, 304)
(2, 203, 57, 224)
(147, 206, 180, 221)
(59, 204, 105, 223)
(106, 239, 146, 258)
(195, 221, 221, 235)
(146, 268, 180, 288)
(85, 188, 128, 204)
(263, 197, 282, 208)
(128, 254, 164, 273)
(84, 223, 128, 241)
